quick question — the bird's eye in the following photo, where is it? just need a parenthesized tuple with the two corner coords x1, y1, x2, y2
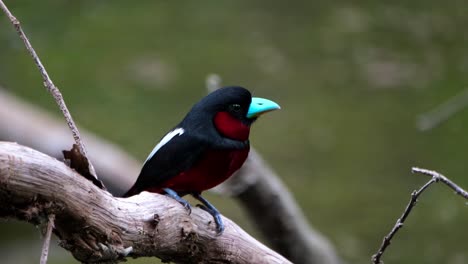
(230, 104, 241, 112)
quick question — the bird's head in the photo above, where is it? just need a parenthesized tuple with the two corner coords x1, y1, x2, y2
(184, 86, 280, 141)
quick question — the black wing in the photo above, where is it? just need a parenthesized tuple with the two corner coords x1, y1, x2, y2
(124, 130, 208, 197)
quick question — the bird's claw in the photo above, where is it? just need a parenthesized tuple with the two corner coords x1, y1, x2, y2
(181, 200, 192, 215)
(194, 197, 224, 235)
(163, 188, 192, 215)
(214, 215, 224, 235)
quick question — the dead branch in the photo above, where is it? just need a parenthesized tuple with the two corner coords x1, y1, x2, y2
(40, 214, 55, 264)
(372, 167, 468, 264)
(0, 142, 290, 264)
(412, 167, 468, 199)
(0, 0, 97, 182)
(371, 177, 437, 264)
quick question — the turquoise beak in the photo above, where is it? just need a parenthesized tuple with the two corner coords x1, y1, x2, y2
(247, 97, 281, 118)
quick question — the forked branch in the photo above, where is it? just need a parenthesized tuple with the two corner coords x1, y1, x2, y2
(372, 167, 468, 264)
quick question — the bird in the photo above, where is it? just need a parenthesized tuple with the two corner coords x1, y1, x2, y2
(124, 86, 280, 234)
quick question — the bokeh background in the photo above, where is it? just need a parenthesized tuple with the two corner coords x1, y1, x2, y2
(1, 1, 468, 263)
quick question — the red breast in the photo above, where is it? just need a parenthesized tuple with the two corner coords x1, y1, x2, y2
(150, 148, 249, 193)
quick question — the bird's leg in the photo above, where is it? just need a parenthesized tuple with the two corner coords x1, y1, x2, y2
(192, 193, 224, 234)
(163, 188, 192, 214)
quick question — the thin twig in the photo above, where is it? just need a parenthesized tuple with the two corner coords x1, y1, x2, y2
(417, 88, 468, 131)
(372, 167, 468, 264)
(371, 178, 436, 264)
(0, 0, 97, 179)
(40, 214, 55, 264)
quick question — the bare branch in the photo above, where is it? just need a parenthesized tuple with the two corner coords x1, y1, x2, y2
(0, 142, 290, 264)
(0, 0, 97, 181)
(412, 167, 468, 200)
(40, 214, 55, 264)
(372, 167, 468, 263)
(417, 88, 468, 131)
(371, 177, 437, 264)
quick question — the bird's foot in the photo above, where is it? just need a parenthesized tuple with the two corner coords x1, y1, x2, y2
(211, 211, 224, 235)
(193, 193, 224, 235)
(163, 188, 192, 215)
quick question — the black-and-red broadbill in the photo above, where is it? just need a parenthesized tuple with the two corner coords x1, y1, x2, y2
(124, 86, 280, 234)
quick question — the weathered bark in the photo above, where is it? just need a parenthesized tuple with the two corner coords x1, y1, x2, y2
(0, 142, 290, 263)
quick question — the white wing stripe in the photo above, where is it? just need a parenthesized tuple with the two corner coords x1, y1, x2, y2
(145, 128, 185, 162)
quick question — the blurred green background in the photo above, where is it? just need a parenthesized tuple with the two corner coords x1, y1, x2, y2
(1, 1, 468, 263)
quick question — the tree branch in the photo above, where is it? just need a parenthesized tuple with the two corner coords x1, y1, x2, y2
(0, 0, 97, 181)
(0, 142, 290, 263)
(412, 167, 468, 199)
(372, 167, 468, 264)
(371, 177, 437, 264)
(40, 214, 55, 264)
